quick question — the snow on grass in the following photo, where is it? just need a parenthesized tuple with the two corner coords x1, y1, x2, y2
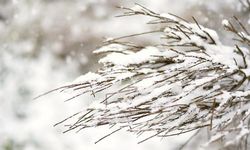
(56, 4, 250, 149)
(98, 46, 162, 66)
(73, 72, 101, 84)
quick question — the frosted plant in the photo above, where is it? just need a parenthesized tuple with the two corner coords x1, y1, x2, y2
(38, 4, 250, 149)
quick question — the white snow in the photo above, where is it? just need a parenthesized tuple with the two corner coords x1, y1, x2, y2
(160, 13, 178, 21)
(131, 5, 143, 12)
(73, 72, 101, 84)
(99, 46, 162, 66)
(222, 19, 230, 26)
(94, 44, 131, 54)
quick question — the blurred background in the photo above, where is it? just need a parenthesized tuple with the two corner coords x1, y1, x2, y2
(0, 0, 248, 150)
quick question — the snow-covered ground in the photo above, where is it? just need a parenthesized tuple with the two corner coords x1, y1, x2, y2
(0, 0, 247, 150)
